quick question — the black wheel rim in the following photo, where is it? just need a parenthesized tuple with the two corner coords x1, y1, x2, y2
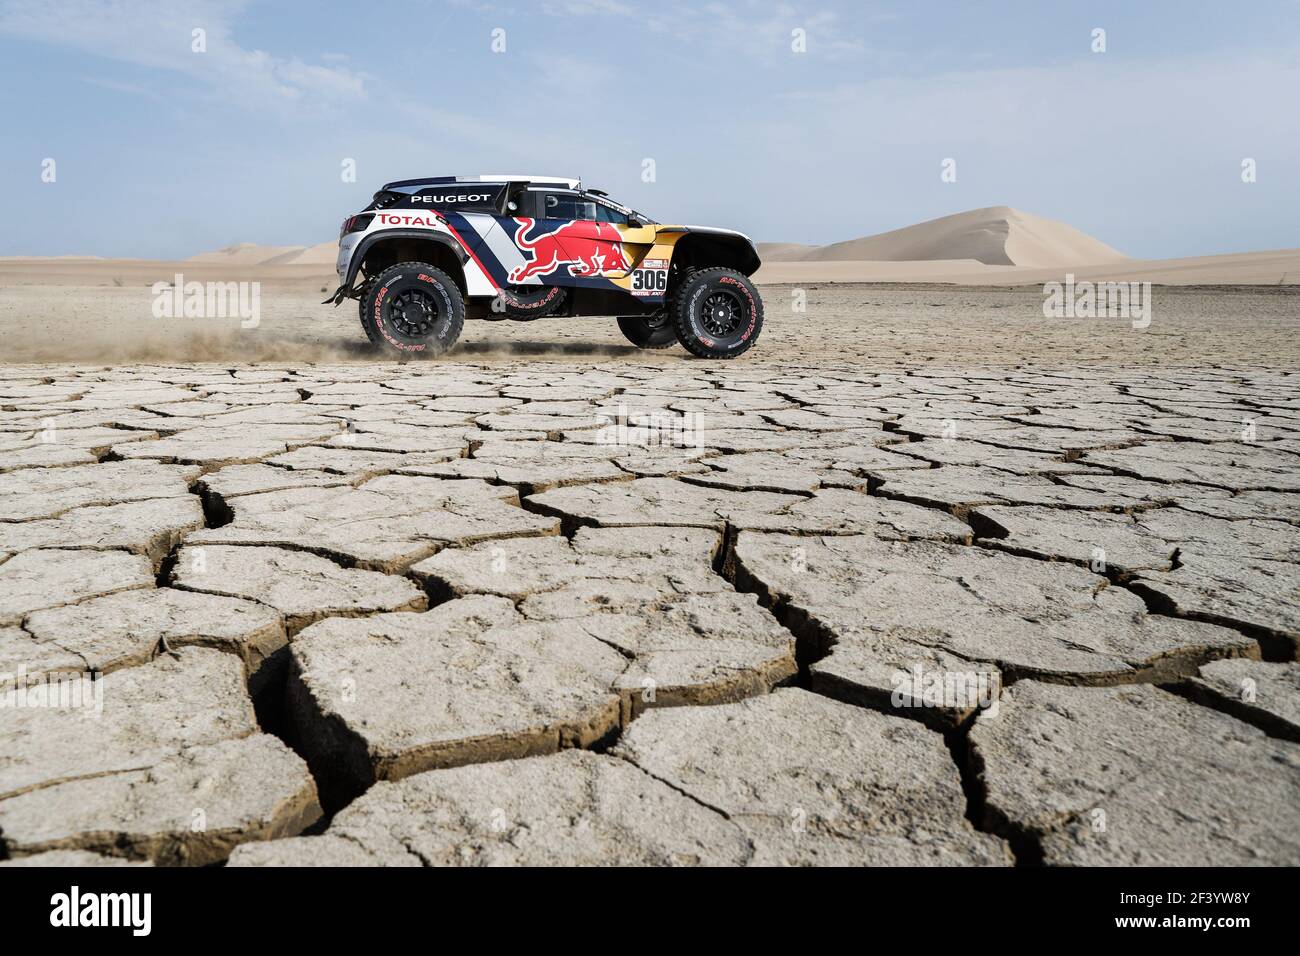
(389, 288, 443, 338)
(645, 310, 668, 329)
(700, 289, 744, 336)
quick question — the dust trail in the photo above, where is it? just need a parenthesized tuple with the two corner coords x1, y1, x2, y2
(2, 326, 656, 364)
(0, 281, 659, 364)
(4, 328, 375, 364)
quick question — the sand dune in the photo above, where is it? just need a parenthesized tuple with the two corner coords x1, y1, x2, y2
(753, 242, 817, 261)
(257, 241, 339, 266)
(761, 206, 1127, 267)
(753, 248, 1300, 286)
(185, 240, 339, 267)
(187, 242, 309, 266)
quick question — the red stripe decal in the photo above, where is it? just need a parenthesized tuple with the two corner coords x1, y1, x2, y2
(441, 219, 501, 291)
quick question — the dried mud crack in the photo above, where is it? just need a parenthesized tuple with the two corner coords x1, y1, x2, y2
(1, 360, 1296, 867)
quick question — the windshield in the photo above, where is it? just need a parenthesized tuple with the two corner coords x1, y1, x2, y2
(584, 192, 657, 225)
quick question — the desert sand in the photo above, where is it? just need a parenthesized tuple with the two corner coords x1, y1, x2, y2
(1, 274, 1297, 365)
(755, 249, 1300, 286)
(1, 201, 1296, 364)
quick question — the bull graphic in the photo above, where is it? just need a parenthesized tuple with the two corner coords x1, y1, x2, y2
(508, 218, 631, 283)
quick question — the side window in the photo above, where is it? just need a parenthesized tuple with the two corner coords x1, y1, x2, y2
(591, 202, 630, 225)
(538, 191, 584, 220)
(526, 190, 627, 222)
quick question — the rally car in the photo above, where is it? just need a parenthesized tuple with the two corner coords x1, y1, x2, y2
(325, 175, 764, 358)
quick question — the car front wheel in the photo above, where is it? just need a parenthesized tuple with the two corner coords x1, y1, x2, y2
(670, 267, 763, 359)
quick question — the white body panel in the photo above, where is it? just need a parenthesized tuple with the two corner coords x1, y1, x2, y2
(340, 213, 498, 298)
(475, 174, 580, 189)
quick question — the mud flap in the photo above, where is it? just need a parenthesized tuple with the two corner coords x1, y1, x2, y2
(322, 284, 350, 306)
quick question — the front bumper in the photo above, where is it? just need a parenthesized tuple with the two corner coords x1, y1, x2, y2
(337, 233, 362, 280)
(323, 233, 364, 305)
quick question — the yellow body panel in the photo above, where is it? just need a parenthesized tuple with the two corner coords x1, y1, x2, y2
(606, 227, 688, 292)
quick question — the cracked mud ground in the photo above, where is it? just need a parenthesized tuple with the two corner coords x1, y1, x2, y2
(1, 353, 1297, 867)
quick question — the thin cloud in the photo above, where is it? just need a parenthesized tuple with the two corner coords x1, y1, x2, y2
(531, 0, 872, 60)
(0, 0, 366, 109)
(79, 74, 166, 101)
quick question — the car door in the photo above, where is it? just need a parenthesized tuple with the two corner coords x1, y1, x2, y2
(490, 189, 584, 287)
(562, 197, 637, 280)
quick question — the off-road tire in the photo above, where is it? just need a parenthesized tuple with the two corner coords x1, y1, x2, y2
(360, 262, 465, 355)
(617, 313, 676, 349)
(669, 267, 763, 359)
(357, 275, 379, 344)
(495, 285, 567, 321)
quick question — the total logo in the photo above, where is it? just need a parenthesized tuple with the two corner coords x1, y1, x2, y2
(376, 213, 440, 228)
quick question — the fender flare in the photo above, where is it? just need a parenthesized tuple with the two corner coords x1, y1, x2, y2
(669, 228, 761, 276)
(343, 229, 469, 289)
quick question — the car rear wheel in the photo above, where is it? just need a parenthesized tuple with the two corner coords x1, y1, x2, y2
(356, 275, 379, 344)
(617, 313, 676, 349)
(494, 284, 567, 320)
(360, 262, 465, 355)
(670, 267, 763, 359)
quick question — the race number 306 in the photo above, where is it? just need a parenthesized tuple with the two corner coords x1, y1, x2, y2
(631, 262, 668, 295)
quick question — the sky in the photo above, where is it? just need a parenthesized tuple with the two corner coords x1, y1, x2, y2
(0, 0, 1297, 259)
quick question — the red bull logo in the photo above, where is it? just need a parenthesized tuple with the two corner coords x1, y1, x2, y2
(509, 218, 631, 282)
